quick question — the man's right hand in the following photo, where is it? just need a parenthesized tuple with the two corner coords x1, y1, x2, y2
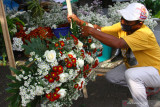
(67, 14, 81, 24)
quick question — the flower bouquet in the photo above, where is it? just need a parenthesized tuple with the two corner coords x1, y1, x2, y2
(6, 21, 102, 107)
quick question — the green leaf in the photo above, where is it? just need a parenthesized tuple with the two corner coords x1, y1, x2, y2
(6, 93, 19, 102)
(6, 75, 18, 82)
(9, 67, 21, 75)
(23, 37, 47, 56)
(6, 88, 19, 93)
(8, 82, 21, 88)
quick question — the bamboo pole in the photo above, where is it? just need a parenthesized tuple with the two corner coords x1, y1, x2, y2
(66, 0, 73, 28)
(0, 0, 16, 76)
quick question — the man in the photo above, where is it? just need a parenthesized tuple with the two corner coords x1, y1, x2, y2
(68, 3, 160, 107)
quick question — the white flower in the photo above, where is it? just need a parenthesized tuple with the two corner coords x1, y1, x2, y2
(90, 43, 96, 49)
(59, 73, 69, 83)
(86, 54, 94, 64)
(50, 60, 58, 67)
(77, 40, 83, 49)
(30, 52, 35, 56)
(29, 58, 33, 62)
(35, 86, 44, 96)
(77, 78, 85, 89)
(51, 24, 57, 29)
(68, 51, 76, 58)
(77, 58, 84, 68)
(44, 50, 57, 62)
(12, 37, 24, 51)
(57, 89, 67, 98)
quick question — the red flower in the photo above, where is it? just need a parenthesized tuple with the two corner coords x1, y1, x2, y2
(74, 84, 79, 88)
(53, 93, 60, 100)
(81, 53, 84, 57)
(48, 77, 54, 83)
(80, 49, 84, 53)
(88, 39, 92, 43)
(56, 76, 60, 81)
(66, 62, 72, 68)
(72, 63, 76, 67)
(64, 58, 69, 62)
(87, 52, 91, 56)
(60, 41, 65, 47)
(86, 64, 89, 70)
(46, 93, 52, 99)
(92, 60, 99, 68)
(98, 52, 102, 56)
(71, 58, 76, 63)
(60, 51, 63, 56)
(58, 65, 63, 71)
(68, 54, 73, 59)
(49, 97, 55, 102)
(83, 74, 87, 78)
(59, 70, 63, 74)
(44, 74, 50, 79)
(55, 87, 60, 92)
(74, 39, 78, 45)
(51, 72, 57, 78)
(93, 48, 97, 54)
(53, 66, 58, 72)
(55, 43, 59, 47)
(88, 69, 92, 73)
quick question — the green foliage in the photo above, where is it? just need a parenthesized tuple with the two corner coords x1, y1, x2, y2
(23, 37, 48, 56)
(27, 0, 45, 18)
(155, 11, 160, 18)
(139, 0, 160, 17)
(0, 16, 24, 55)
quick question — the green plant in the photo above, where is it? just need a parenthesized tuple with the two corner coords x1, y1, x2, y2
(0, 16, 24, 55)
(27, 0, 45, 18)
(139, 0, 160, 18)
(155, 11, 160, 18)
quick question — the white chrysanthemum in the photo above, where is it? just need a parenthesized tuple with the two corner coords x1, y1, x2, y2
(35, 86, 44, 96)
(50, 60, 58, 67)
(85, 54, 94, 64)
(57, 89, 67, 98)
(59, 73, 69, 83)
(90, 43, 96, 49)
(29, 58, 33, 62)
(12, 37, 24, 51)
(37, 62, 50, 73)
(77, 40, 83, 49)
(77, 58, 84, 68)
(30, 52, 35, 56)
(44, 50, 57, 62)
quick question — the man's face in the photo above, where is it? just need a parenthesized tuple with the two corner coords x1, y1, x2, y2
(120, 17, 141, 32)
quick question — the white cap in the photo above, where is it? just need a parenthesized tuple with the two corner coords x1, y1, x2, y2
(118, 3, 149, 21)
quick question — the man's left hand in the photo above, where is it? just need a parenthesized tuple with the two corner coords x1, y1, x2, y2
(81, 26, 92, 37)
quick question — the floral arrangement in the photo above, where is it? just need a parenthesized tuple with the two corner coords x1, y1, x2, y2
(107, 0, 158, 30)
(6, 21, 102, 107)
(77, 0, 112, 27)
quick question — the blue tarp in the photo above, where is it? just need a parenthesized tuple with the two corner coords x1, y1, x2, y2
(3, 0, 19, 10)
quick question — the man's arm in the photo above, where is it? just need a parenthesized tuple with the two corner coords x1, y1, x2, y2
(85, 26, 129, 49)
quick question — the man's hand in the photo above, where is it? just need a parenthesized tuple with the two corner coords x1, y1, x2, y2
(67, 14, 80, 24)
(81, 26, 92, 37)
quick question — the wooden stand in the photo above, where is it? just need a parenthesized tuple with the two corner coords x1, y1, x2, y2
(0, 0, 16, 76)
